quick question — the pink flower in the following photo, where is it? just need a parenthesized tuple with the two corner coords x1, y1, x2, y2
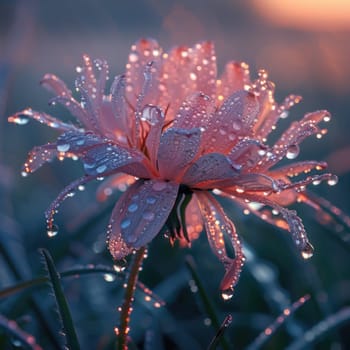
(9, 39, 338, 295)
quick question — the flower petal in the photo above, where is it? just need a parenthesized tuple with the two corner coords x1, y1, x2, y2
(82, 143, 145, 177)
(45, 175, 98, 230)
(40, 73, 72, 97)
(230, 173, 279, 193)
(105, 74, 130, 140)
(125, 38, 163, 107)
(157, 127, 201, 181)
(8, 108, 78, 131)
(22, 143, 58, 174)
(267, 161, 328, 178)
(182, 153, 240, 188)
(57, 130, 103, 153)
(203, 90, 259, 153)
(160, 42, 217, 119)
(228, 192, 313, 258)
(144, 105, 165, 168)
(180, 196, 203, 245)
(228, 138, 267, 169)
(108, 179, 179, 252)
(172, 92, 215, 130)
(189, 41, 217, 100)
(216, 61, 251, 104)
(195, 192, 244, 291)
(56, 130, 150, 178)
(256, 110, 330, 170)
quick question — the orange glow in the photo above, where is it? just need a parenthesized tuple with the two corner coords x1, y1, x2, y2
(252, 0, 350, 31)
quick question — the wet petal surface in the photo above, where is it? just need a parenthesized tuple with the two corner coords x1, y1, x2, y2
(108, 179, 179, 253)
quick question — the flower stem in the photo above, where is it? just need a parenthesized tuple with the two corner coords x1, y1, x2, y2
(117, 246, 146, 350)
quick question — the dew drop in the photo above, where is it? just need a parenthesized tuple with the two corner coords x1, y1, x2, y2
(204, 318, 212, 326)
(78, 185, 85, 191)
(146, 196, 157, 204)
(121, 219, 131, 229)
(327, 175, 338, 186)
(219, 128, 227, 135)
(21, 171, 29, 177)
(128, 203, 138, 213)
(286, 144, 300, 159)
(76, 139, 85, 146)
(57, 144, 70, 152)
(323, 114, 331, 122)
(221, 287, 234, 301)
(235, 187, 245, 194)
(11, 339, 22, 347)
(103, 273, 116, 282)
(232, 120, 242, 131)
(96, 165, 107, 174)
(189, 72, 197, 81)
(113, 260, 127, 272)
(301, 242, 314, 259)
(129, 53, 138, 62)
(47, 224, 59, 238)
(279, 111, 289, 119)
(12, 116, 30, 125)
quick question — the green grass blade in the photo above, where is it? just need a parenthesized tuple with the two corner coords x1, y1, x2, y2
(207, 315, 233, 350)
(0, 265, 165, 308)
(40, 248, 80, 350)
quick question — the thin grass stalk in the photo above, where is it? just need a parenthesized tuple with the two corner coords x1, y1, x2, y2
(207, 315, 233, 350)
(41, 249, 80, 350)
(117, 246, 146, 350)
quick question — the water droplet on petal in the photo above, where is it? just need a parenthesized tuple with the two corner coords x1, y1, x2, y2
(323, 114, 331, 122)
(327, 175, 338, 186)
(11, 116, 30, 125)
(301, 242, 314, 259)
(128, 203, 138, 213)
(129, 53, 139, 62)
(121, 219, 131, 229)
(47, 224, 59, 238)
(21, 171, 29, 177)
(57, 144, 70, 152)
(286, 144, 300, 159)
(232, 120, 242, 131)
(146, 196, 157, 204)
(221, 287, 234, 301)
(96, 165, 107, 173)
(279, 111, 289, 119)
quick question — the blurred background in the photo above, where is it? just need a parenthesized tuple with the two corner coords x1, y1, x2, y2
(1, 0, 350, 349)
